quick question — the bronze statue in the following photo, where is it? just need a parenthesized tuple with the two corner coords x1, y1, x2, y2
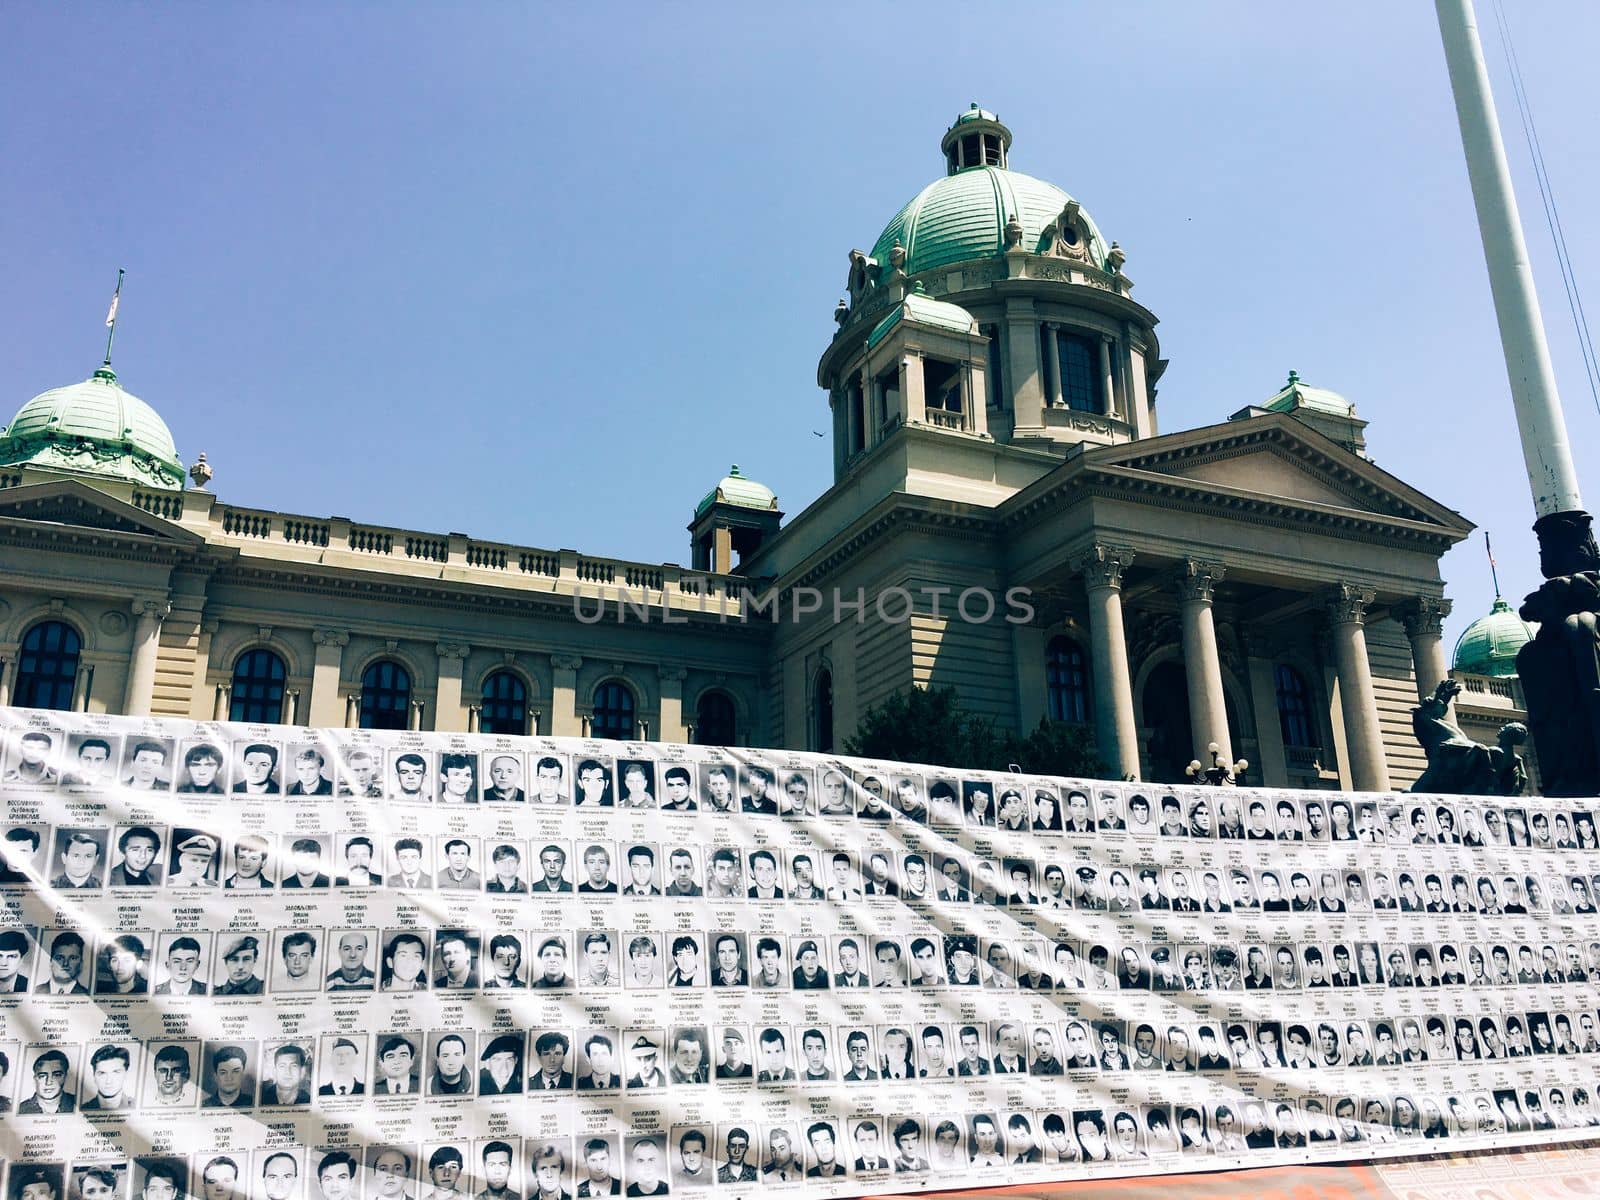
(1410, 679, 1527, 796)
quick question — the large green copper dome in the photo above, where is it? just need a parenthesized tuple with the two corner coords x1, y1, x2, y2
(0, 365, 185, 489)
(870, 166, 1110, 277)
(1453, 596, 1536, 677)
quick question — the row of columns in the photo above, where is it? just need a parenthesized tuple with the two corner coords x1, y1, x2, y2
(1068, 545, 1439, 792)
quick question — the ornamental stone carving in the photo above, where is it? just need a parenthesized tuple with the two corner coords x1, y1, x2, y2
(436, 642, 470, 661)
(131, 597, 171, 622)
(312, 628, 350, 648)
(1395, 596, 1451, 639)
(1070, 543, 1135, 592)
(551, 654, 583, 672)
(1045, 200, 1092, 262)
(1175, 559, 1226, 604)
(1323, 583, 1377, 627)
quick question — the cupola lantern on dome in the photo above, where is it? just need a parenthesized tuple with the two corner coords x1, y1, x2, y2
(941, 104, 1012, 174)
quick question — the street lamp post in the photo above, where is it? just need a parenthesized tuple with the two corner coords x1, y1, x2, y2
(1435, 0, 1600, 795)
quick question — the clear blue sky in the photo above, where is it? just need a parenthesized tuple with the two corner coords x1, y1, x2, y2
(4, 2, 1598, 651)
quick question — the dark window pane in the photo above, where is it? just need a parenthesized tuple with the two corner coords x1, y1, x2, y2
(982, 324, 1005, 410)
(592, 681, 636, 741)
(694, 691, 737, 746)
(1275, 664, 1316, 748)
(480, 670, 528, 736)
(1045, 636, 1091, 724)
(816, 671, 834, 754)
(360, 661, 412, 731)
(1060, 334, 1098, 413)
(15, 620, 81, 711)
(230, 648, 286, 725)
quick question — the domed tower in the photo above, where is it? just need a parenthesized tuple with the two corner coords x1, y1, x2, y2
(689, 465, 782, 574)
(0, 363, 185, 493)
(818, 105, 1163, 492)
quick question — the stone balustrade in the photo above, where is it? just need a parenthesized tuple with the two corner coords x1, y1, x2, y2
(201, 500, 750, 617)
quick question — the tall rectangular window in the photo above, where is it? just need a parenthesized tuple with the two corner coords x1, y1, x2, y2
(981, 324, 1005, 409)
(1059, 334, 1099, 413)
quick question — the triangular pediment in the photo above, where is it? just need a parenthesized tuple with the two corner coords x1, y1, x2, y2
(1083, 413, 1471, 530)
(0, 479, 203, 543)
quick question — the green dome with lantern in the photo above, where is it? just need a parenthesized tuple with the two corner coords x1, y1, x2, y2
(1453, 595, 1536, 677)
(868, 104, 1112, 278)
(0, 363, 185, 489)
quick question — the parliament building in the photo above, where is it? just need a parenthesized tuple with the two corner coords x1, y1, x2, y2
(0, 107, 1527, 790)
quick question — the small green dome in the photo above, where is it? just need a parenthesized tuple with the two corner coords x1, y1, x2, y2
(1453, 596, 1536, 677)
(1261, 370, 1357, 418)
(0, 365, 184, 489)
(867, 289, 978, 350)
(871, 166, 1109, 277)
(695, 464, 777, 518)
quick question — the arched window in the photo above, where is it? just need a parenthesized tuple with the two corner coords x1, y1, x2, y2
(360, 661, 412, 731)
(1045, 636, 1091, 723)
(815, 671, 834, 753)
(230, 649, 286, 725)
(1274, 664, 1316, 748)
(480, 671, 528, 736)
(591, 681, 636, 741)
(14, 620, 81, 711)
(694, 690, 737, 746)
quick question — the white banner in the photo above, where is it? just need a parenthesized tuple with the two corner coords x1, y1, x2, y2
(2, 707, 1599, 1200)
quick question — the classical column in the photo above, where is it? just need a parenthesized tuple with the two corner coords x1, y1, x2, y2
(71, 664, 92, 712)
(551, 654, 583, 737)
(1395, 596, 1453, 700)
(192, 620, 219, 721)
(282, 689, 300, 726)
(434, 643, 469, 732)
(0, 652, 14, 707)
(1041, 323, 1063, 408)
(212, 684, 230, 722)
(308, 629, 349, 728)
(1072, 543, 1140, 779)
(409, 699, 425, 732)
(657, 667, 688, 744)
(123, 598, 170, 717)
(901, 353, 926, 426)
(1098, 337, 1117, 418)
(344, 693, 360, 729)
(1006, 300, 1045, 431)
(467, 705, 481, 733)
(1324, 584, 1390, 792)
(1174, 560, 1232, 764)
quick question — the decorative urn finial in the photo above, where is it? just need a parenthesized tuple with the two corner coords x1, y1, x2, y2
(189, 451, 213, 490)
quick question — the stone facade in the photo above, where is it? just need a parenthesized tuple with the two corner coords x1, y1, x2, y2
(0, 109, 1483, 789)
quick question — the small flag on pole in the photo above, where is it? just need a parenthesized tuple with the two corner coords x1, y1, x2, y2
(102, 269, 124, 367)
